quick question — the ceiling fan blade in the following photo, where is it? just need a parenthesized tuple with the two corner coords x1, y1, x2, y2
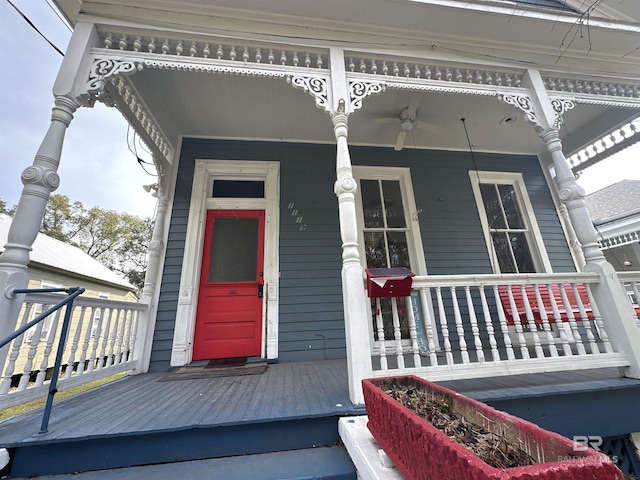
(407, 93, 422, 115)
(373, 117, 401, 124)
(415, 120, 441, 132)
(394, 131, 406, 151)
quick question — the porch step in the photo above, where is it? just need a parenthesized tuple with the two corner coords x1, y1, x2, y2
(9, 445, 356, 480)
(6, 415, 347, 478)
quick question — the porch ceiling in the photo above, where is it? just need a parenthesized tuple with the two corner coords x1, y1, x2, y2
(130, 68, 639, 156)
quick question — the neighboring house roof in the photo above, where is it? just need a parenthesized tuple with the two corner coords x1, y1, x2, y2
(0, 214, 135, 291)
(584, 179, 640, 224)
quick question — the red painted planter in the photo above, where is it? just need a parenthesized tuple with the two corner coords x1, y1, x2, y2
(363, 376, 623, 480)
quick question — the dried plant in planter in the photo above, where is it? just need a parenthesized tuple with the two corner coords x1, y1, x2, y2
(363, 376, 623, 480)
(378, 379, 539, 469)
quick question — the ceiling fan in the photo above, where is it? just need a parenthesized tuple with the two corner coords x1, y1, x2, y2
(373, 94, 440, 151)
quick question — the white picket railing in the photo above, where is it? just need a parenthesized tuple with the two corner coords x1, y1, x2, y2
(0, 292, 146, 409)
(618, 272, 640, 329)
(370, 273, 631, 381)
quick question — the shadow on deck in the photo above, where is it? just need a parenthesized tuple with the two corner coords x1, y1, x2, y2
(0, 359, 362, 478)
(1, 359, 640, 478)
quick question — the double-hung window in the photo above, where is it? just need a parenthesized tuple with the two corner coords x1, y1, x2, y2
(354, 166, 430, 348)
(470, 171, 551, 274)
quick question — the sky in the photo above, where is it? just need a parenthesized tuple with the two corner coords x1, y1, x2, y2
(0, 0, 158, 219)
(0, 1, 638, 220)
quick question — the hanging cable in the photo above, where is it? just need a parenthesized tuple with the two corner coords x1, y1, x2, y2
(5, 0, 65, 56)
(44, 0, 72, 33)
(461, 118, 498, 273)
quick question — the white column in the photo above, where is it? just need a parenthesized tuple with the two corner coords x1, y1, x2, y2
(0, 95, 78, 366)
(133, 193, 167, 373)
(524, 69, 640, 378)
(332, 112, 373, 405)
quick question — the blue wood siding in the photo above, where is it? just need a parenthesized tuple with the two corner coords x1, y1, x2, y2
(149, 139, 573, 372)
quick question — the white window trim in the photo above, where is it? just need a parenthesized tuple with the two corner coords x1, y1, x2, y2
(353, 166, 439, 352)
(469, 170, 552, 274)
(171, 160, 280, 366)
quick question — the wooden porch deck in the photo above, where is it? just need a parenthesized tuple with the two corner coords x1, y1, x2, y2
(1, 359, 640, 477)
(0, 359, 361, 444)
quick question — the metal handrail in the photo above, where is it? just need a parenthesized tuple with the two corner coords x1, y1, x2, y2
(0, 287, 85, 433)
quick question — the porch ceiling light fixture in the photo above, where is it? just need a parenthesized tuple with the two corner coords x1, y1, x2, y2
(500, 114, 518, 126)
(143, 183, 159, 197)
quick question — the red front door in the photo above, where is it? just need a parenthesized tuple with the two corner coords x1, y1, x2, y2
(193, 210, 265, 360)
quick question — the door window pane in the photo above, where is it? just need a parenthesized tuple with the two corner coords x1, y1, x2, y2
(492, 232, 517, 273)
(509, 233, 536, 273)
(386, 231, 410, 268)
(479, 184, 506, 229)
(212, 180, 264, 198)
(209, 218, 258, 282)
(361, 180, 383, 228)
(382, 180, 406, 228)
(498, 184, 525, 229)
(364, 231, 387, 268)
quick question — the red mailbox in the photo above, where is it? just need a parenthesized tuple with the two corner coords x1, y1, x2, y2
(365, 268, 415, 298)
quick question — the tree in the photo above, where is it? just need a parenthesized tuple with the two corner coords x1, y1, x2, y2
(0, 198, 16, 217)
(0, 194, 154, 295)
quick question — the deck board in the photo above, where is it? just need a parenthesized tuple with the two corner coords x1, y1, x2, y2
(0, 359, 638, 449)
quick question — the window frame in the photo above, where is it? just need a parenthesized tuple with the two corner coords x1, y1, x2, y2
(469, 170, 552, 274)
(353, 166, 435, 352)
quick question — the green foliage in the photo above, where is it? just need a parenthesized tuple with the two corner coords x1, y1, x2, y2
(0, 198, 16, 216)
(0, 194, 154, 295)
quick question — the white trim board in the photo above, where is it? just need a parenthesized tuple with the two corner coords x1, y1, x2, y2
(171, 160, 280, 366)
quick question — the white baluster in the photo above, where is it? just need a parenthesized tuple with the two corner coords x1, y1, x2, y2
(559, 284, 586, 355)
(507, 285, 530, 359)
(585, 284, 613, 353)
(105, 309, 122, 368)
(630, 280, 640, 329)
(375, 298, 387, 371)
(87, 307, 104, 373)
(0, 303, 33, 393)
(405, 295, 421, 367)
(125, 310, 138, 363)
(316, 54, 323, 68)
(479, 286, 499, 361)
(19, 305, 47, 390)
(547, 284, 572, 356)
(451, 287, 469, 364)
(534, 284, 558, 357)
(573, 284, 599, 354)
(65, 306, 87, 379)
(464, 286, 484, 362)
(115, 309, 129, 365)
(435, 287, 453, 365)
(492, 285, 515, 360)
(520, 285, 544, 358)
(77, 306, 96, 375)
(35, 309, 62, 386)
(420, 287, 438, 366)
(391, 298, 404, 369)
(98, 308, 114, 370)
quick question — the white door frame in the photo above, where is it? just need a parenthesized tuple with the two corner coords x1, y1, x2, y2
(171, 160, 280, 366)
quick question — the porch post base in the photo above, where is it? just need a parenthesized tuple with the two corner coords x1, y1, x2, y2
(584, 262, 640, 379)
(342, 263, 373, 405)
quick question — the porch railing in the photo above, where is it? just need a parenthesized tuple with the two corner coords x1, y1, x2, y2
(618, 271, 640, 329)
(0, 290, 146, 411)
(370, 273, 632, 381)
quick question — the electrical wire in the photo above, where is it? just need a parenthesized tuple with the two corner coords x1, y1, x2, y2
(5, 0, 65, 56)
(44, 0, 72, 33)
(461, 117, 498, 274)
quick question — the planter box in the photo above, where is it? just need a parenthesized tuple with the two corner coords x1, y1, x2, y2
(363, 376, 623, 480)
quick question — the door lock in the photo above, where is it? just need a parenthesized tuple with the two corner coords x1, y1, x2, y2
(258, 285, 264, 298)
